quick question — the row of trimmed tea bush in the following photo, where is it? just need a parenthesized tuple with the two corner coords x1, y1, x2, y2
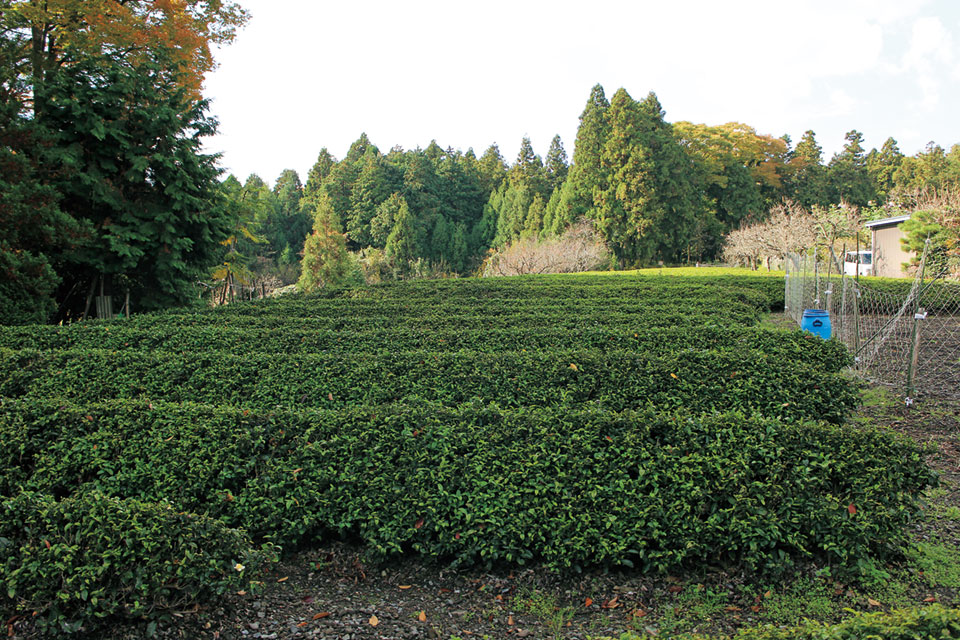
(0, 346, 858, 422)
(618, 605, 960, 639)
(175, 286, 773, 317)
(83, 306, 765, 332)
(0, 399, 934, 575)
(0, 324, 852, 367)
(0, 490, 276, 636)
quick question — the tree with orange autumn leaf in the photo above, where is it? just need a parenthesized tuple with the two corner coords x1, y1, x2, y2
(4, 0, 248, 97)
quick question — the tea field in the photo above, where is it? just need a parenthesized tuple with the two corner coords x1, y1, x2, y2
(0, 273, 954, 639)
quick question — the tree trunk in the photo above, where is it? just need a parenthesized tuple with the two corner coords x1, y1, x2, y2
(82, 275, 98, 321)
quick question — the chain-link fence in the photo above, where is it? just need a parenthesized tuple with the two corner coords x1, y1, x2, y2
(785, 245, 960, 401)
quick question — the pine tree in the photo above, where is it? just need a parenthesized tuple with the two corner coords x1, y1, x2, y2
(545, 134, 569, 191)
(510, 137, 546, 193)
(478, 144, 508, 194)
(594, 89, 703, 265)
(40, 50, 230, 312)
(523, 193, 545, 239)
(430, 214, 453, 263)
(370, 193, 405, 248)
(0, 86, 80, 323)
(567, 84, 611, 217)
(788, 130, 830, 209)
(450, 222, 469, 273)
(866, 137, 903, 202)
(304, 149, 336, 199)
(347, 149, 400, 247)
(385, 198, 420, 275)
(828, 130, 875, 206)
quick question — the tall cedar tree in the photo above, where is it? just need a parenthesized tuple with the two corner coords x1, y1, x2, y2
(40, 51, 229, 313)
(787, 130, 830, 209)
(828, 130, 875, 207)
(568, 84, 610, 218)
(866, 138, 903, 202)
(0, 79, 82, 323)
(385, 197, 420, 274)
(544, 134, 569, 192)
(594, 90, 705, 265)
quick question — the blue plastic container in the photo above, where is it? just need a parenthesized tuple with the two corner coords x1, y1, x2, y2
(801, 309, 832, 339)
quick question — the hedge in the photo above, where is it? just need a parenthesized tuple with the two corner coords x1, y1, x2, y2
(620, 605, 960, 639)
(0, 346, 858, 422)
(0, 324, 851, 369)
(0, 490, 276, 635)
(0, 399, 934, 575)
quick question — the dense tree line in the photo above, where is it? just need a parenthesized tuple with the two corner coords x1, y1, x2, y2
(295, 84, 960, 287)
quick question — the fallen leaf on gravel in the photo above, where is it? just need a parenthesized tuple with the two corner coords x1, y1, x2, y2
(584, 597, 593, 607)
(867, 598, 881, 607)
(603, 596, 620, 609)
(302, 596, 314, 604)
(495, 594, 503, 602)
(508, 615, 515, 626)
(236, 590, 246, 596)
(398, 585, 412, 590)
(312, 612, 330, 620)
(418, 611, 427, 622)
(297, 622, 308, 628)
(369, 615, 379, 627)
(631, 608, 647, 618)
(277, 577, 288, 583)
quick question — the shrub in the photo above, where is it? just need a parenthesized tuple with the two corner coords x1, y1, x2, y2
(0, 400, 933, 576)
(0, 491, 276, 635)
(617, 604, 960, 639)
(483, 220, 611, 276)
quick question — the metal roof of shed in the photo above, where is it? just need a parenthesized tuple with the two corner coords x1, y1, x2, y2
(865, 214, 911, 228)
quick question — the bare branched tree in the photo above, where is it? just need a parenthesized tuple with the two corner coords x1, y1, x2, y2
(723, 199, 817, 269)
(483, 220, 611, 276)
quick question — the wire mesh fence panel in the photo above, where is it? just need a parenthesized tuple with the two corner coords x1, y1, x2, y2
(785, 247, 960, 401)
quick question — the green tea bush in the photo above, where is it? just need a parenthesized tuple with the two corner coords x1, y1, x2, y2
(0, 324, 851, 369)
(0, 399, 933, 576)
(0, 491, 276, 635)
(0, 346, 858, 422)
(622, 604, 960, 639)
(76, 306, 763, 332)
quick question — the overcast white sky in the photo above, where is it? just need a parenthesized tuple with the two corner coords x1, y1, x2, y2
(203, 0, 960, 186)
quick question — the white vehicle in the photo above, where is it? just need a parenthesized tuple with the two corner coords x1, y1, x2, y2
(844, 250, 873, 276)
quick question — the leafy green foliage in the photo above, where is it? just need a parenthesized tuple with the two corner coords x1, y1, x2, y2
(0, 491, 275, 635)
(616, 605, 960, 639)
(0, 400, 932, 576)
(38, 49, 229, 313)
